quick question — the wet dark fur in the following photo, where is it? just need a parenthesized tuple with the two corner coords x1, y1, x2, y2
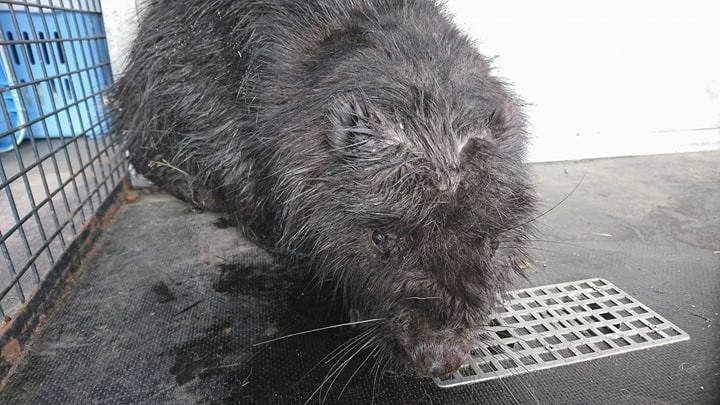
(114, 0, 536, 377)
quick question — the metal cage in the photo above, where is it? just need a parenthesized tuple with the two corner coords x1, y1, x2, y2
(0, 0, 125, 323)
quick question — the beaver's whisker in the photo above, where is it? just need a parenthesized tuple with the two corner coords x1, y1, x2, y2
(503, 173, 586, 233)
(322, 334, 379, 404)
(323, 328, 378, 366)
(480, 337, 540, 404)
(371, 346, 386, 405)
(500, 343, 540, 405)
(402, 296, 441, 301)
(252, 318, 384, 346)
(293, 327, 375, 389)
(305, 331, 375, 405)
(500, 239, 586, 251)
(337, 343, 382, 399)
(309, 330, 376, 405)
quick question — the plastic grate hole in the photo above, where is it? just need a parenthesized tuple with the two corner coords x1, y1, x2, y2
(584, 315, 600, 323)
(576, 344, 595, 354)
(629, 334, 647, 343)
(538, 352, 557, 362)
(551, 320, 566, 329)
(616, 310, 632, 317)
(630, 320, 648, 329)
(478, 362, 497, 373)
(662, 328, 681, 337)
(558, 348, 576, 358)
(538, 311, 552, 319)
(613, 323, 631, 332)
(532, 324, 549, 333)
(526, 339, 543, 349)
(520, 356, 537, 366)
(597, 326, 613, 335)
(515, 327, 531, 336)
(632, 306, 649, 314)
(487, 345, 504, 355)
(580, 329, 597, 338)
(613, 337, 630, 347)
(562, 332, 580, 341)
(595, 341, 612, 351)
(503, 316, 520, 324)
(648, 332, 664, 340)
(496, 330, 512, 339)
(507, 342, 524, 352)
(499, 359, 518, 369)
(599, 312, 616, 320)
(545, 336, 561, 345)
(459, 366, 476, 377)
(647, 316, 663, 325)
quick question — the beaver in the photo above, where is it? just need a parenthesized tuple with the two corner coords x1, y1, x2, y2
(113, 0, 536, 378)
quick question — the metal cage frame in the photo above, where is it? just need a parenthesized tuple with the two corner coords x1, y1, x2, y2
(0, 0, 126, 332)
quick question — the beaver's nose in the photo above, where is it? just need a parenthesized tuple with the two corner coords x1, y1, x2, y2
(406, 338, 470, 378)
(422, 351, 466, 378)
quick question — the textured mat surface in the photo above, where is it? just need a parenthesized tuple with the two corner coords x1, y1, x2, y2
(1, 152, 719, 404)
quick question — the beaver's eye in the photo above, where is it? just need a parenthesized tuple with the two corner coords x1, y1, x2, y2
(371, 230, 386, 247)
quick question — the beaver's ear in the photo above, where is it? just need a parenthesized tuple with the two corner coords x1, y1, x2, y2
(485, 101, 522, 140)
(328, 99, 379, 155)
(461, 101, 522, 153)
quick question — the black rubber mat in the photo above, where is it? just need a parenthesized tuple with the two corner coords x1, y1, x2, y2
(1, 152, 719, 404)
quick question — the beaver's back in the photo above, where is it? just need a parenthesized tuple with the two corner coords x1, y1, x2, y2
(112, 0, 480, 230)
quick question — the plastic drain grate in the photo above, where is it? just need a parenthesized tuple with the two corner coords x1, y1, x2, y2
(434, 278, 689, 388)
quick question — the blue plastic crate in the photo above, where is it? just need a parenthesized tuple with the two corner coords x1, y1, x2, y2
(0, 7, 111, 153)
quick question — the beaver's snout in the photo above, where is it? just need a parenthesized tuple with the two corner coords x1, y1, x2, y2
(401, 330, 473, 378)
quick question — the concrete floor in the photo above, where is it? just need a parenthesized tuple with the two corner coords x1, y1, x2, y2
(0, 151, 718, 404)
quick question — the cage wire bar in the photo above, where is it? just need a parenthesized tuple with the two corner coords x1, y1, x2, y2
(0, 0, 126, 321)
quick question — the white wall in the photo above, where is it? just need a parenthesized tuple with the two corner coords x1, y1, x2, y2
(446, 0, 720, 161)
(102, 0, 720, 162)
(101, 0, 138, 77)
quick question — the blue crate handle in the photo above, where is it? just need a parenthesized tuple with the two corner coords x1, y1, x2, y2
(0, 54, 26, 153)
